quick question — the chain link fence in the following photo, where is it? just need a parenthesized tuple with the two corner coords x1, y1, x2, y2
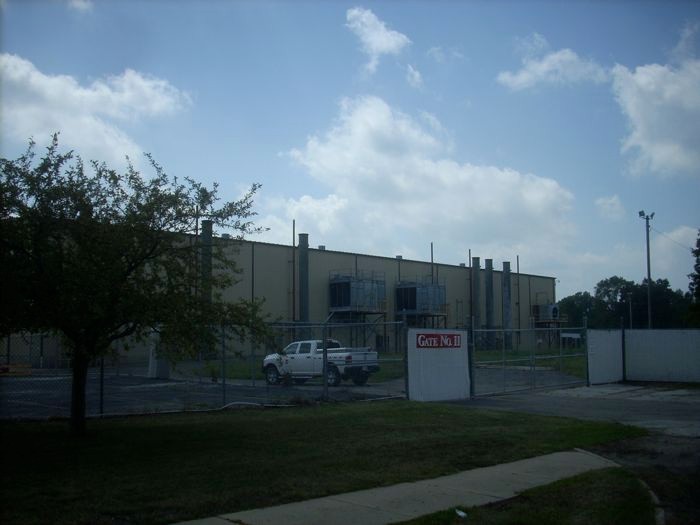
(470, 326, 588, 396)
(1, 321, 407, 420)
(1, 323, 590, 417)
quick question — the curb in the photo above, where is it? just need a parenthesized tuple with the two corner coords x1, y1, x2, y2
(575, 449, 665, 525)
(637, 478, 666, 525)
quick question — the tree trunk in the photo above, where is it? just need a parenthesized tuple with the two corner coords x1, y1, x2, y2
(70, 350, 90, 437)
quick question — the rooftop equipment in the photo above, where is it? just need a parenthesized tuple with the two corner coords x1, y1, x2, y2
(395, 277, 447, 316)
(329, 270, 386, 313)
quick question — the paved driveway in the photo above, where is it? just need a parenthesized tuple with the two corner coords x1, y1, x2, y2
(460, 383, 700, 437)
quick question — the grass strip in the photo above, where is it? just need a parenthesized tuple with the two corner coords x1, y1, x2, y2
(392, 467, 656, 525)
(0, 401, 644, 525)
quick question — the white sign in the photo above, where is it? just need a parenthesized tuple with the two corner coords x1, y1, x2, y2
(416, 332, 462, 348)
(408, 328, 470, 402)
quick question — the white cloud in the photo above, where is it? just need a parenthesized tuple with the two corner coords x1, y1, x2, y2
(345, 7, 411, 74)
(553, 224, 698, 297)
(515, 32, 549, 58)
(595, 195, 625, 220)
(427, 46, 464, 64)
(498, 29, 700, 177)
(420, 111, 445, 134)
(497, 33, 608, 90)
(263, 95, 574, 275)
(257, 194, 350, 248)
(612, 56, 700, 177)
(261, 94, 695, 298)
(68, 0, 93, 11)
(0, 53, 190, 168)
(671, 22, 699, 64)
(406, 64, 423, 88)
(427, 46, 445, 63)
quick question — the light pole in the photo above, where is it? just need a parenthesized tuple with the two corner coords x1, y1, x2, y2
(638, 210, 654, 329)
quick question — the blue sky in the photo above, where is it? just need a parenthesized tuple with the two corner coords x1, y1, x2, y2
(2, 0, 699, 298)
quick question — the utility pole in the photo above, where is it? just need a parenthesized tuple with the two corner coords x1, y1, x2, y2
(638, 210, 654, 329)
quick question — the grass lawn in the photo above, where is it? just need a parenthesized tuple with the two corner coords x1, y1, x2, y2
(187, 353, 406, 383)
(473, 351, 588, 382)
(373, 354, 406, 382)
(0, 401, 644, 525)
(392, 467, 656, 525)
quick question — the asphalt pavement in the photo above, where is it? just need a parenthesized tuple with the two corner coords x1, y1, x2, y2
(462, 383, 700, 437)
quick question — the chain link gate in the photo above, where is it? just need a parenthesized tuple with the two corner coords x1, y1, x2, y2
(470, 326, 588, 396)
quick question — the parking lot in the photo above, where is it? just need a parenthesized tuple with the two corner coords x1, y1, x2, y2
(0, 370, 407, 419)
(0, 360, 593, 420)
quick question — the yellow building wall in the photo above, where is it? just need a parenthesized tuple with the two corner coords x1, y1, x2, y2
(221, 238, 556, 330)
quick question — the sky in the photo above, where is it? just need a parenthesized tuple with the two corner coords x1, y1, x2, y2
(1, 0, 699, 299)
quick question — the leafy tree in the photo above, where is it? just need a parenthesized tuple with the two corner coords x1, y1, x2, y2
(558, 291, 596, 327)
(0, 136, 268, 435)
(688, 230, 700, 326)
(639, 278, 689, 328)
(593, 275, 635, 328)
(559, 276, 692, 329)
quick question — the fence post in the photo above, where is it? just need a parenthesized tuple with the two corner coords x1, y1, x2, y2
(501, 326, 506, 393)
(468, 316, 475, 398)
(558, 324, 563, 375)
(403, 315, 409, 400)
(99, 356, 104, 417)
(530, 329, 535, 390)
(322, 324, 328, 401)
(584, 316, 590, 387)
(621, 317, 627, 382)
(221, 324, 227, 407)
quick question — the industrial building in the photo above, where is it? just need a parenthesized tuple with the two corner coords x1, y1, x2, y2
(221, 231, 559, 334)
(2, 226, 560, 370)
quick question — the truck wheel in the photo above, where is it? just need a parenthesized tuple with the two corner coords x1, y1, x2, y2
(352, 372, 369, 386)
(327, 366, 342, 387)
(265, 365, 280, 385)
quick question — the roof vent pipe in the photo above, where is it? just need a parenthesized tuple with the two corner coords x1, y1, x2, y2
(502, 261, 512, 350)
(298, 233, 309, 323)
(485, 259, 494, 331)
(471, 257, 481, 329)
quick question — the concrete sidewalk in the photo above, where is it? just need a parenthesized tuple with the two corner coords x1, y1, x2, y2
(174, 449, 617, 525)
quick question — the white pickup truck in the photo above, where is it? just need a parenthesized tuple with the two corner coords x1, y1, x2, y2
(262, 339, 379, 387)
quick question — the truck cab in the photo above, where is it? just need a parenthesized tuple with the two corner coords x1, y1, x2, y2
(262, 339, 379, 387)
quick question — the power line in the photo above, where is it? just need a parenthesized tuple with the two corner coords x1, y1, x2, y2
(650, 226, 694, 253)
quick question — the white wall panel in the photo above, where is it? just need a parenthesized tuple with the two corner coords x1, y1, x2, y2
(587, 330, 623, 384)
(627, 330, 700, 382)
